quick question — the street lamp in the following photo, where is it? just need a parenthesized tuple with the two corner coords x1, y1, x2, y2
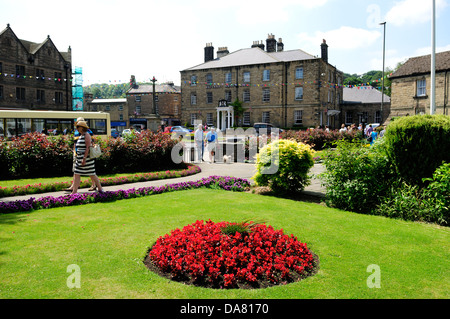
(379, 21, 386, 124)
(150, 76, 158, 115)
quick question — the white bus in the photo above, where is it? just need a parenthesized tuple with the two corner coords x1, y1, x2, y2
(0, 110, 111, 139)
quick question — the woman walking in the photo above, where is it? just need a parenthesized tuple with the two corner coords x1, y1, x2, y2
(70, 121, 103, 194)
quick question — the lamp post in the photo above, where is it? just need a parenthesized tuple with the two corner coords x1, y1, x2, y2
(431, 0, 436, 115)
(379, 21, 386, 123)
(151, 76, 158, 115)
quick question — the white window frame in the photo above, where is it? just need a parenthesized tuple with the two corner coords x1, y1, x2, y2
(225, 72, 232, 84)
(243, 89, 250, 102)
(295, 87, 303, 100)
(243, 112, 251, 126)
(295, 67, 304, 80)
(243, 72, 251, 83)
(206, 92, 213, 104)
(262, 88, 270, 102)
(206, 113, 214, 126)
(417, 79, 426, 97)
(191, 93, 197, 105)
(263, 70, 270, 81)
(345, 112, 353, 125)
(225, 90, 232, 102)
(190, 113, 197, 126)
(375, 111, 381, 123)
(262, 112, 270, 123)
(294, 110, 303, 125)
(191, 75, 197, 86)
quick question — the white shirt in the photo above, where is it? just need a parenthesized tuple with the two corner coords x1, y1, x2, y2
(194, 129, 203, 142)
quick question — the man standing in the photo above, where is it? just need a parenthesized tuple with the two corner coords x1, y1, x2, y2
(206, 128, 218, 163)
(194, 124, 204, 162)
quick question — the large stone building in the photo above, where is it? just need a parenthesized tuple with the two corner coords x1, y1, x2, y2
(0, 24, 72, 111)
(389, 50, 450, 117)
(180, 35, 343, 130)
(126, 77, 181, 131)
(85, 98, 129, 133)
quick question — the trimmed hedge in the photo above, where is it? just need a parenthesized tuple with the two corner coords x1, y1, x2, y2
(384, 115, 450, 185)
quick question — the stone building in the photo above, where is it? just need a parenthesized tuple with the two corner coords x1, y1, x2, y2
(341, 87, 391, 125)
(0, 24, 72, 111)
(126, 77, 181, 131)
(85, 98, 129, 133)
(389, 50, 450, 118)
(180, 35, 343, 130)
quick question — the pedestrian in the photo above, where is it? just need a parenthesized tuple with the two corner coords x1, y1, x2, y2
(194, 124, 204, 162)
(68, 121, 103, 194)
(369, 128, 378, 146)
(205, 128, 218, 163)
(65, 117, 96, 192)
(339, 124, 347, 133)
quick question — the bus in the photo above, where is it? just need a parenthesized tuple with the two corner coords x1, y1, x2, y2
(0, 110, 111, 139)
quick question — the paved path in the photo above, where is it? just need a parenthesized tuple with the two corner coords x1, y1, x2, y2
(0, 163, 326, 203)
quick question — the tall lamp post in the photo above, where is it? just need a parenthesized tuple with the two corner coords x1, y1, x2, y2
(379, 21, 386, 123)
(430, 0, 436, 115)
(150, 76, 158, 115)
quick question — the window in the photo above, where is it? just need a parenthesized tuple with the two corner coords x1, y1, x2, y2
(263, 70, 270, 81)
(295, 87, 303, 100)
(135, 95, 141, 102)
(206, 73, 213, 84)
(207, 92, 213, 104)
(225, 72, 232, 84)
(243, 112, 251, 126)
(0, 62, 2, 73)
(262, 112, 270, 123)
(417, 79, 426, 96)
(207, 113, 214, 126)
(225, 91, 232, 102)
(295, 67, 303, 79)
(345, 112, 353, 125)
(55, 92, 63, 104)
(135, 106, 141, 114)
(191, 75, 197, 86)
(262, 88, 270, 102)
(294, 110, 303, 125)
(243, 90, 250, 102)
(243, 72, 251, 83)
(375, 111, 381, 123)
(191, 93, 197, 105)
(0, 85, 3, 99)
(190, 113, 197, 126)
(36, 69, 45, 81)
(16, 87, 26, 101)
(105, 105, 111, 111)
(36, 90, 45, 103)
(119, 105, 124, 111)
(16, 65, 25, 76)
(119, 114, 124, 121)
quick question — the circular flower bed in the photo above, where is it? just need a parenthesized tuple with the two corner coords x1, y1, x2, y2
(144, 220, 319, 289)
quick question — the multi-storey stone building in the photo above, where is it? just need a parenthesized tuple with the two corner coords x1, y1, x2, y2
(85, 97, 129, 133)
(389, 50, 450, 117)
(126, 77, 181, 131)
(0, 24, 72, 111)
(180, 35, 343, 130)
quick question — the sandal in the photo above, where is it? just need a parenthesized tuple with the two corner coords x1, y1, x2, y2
(88, 185, 97, 191)
(64, 188, 73, 192)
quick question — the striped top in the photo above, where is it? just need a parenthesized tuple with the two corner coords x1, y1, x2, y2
(74, 133, 96, 176)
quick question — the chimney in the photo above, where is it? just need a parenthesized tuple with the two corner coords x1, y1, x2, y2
(251, 40, 265, 50)
(217, 47, 229, 58)
(204, 43, 214, 62)
(321, 39, 328, 63)
(277, 38, 284, 52)
(266, 34, 277, 53)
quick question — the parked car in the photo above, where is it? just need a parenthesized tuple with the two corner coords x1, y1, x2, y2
(111, 129, 120, 138)
(253, 123, 283, 135)
(170, 126, 192, 138)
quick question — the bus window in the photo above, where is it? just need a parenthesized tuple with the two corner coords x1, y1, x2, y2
(17, 118, 32, 136)
(32, 119, 45, 134)
(61, 120, 72, 135)
(90, 119, 106, 135)
(6, 119, 15, 138)
(0, 119, 4, 137)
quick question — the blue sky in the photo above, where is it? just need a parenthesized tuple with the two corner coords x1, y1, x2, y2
(2, 0, 449, 85)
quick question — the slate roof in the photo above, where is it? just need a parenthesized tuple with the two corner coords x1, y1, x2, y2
(91, 99, 127, 104)
(183, 47, 317, 71)
(390, 50, 450, 79)
(343, 87, 390, 104)
(127, 84, 181, 94)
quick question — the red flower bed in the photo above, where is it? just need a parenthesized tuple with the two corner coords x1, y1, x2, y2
(145, 220, 319, 289)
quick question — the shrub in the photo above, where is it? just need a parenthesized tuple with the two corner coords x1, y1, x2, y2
(280, 128, 361, 150)
(320, 139, 397, 214)
(384, 115, 450, 185)
(253, 139, 315, 194)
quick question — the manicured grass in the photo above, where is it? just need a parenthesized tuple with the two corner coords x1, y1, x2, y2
(0, 189, 448, 299)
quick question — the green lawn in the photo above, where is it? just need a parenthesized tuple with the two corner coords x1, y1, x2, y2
(0, 189, 448, 299)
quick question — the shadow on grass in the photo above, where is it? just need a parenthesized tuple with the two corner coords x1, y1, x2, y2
(247, 186, 326, 205)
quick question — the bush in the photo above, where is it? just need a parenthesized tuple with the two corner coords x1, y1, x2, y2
(280, 128, 361, 150)
(253, 139, 315, 194)
(320, 139, 397, 214)
(384, 115, 450, 185)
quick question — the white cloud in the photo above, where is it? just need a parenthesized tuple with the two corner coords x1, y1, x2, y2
(385, 0, 449, 27)
(415, 44, 450, 56)
(298, 26, 381, 52)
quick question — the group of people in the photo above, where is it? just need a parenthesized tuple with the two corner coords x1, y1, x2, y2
(64, 117, 103, 194)
(194, 124, 218, 163)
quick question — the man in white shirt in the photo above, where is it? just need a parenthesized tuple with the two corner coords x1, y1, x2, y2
(194, 124, 204, 162)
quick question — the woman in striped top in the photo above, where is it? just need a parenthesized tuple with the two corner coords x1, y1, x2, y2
(70, 121, 103, 194)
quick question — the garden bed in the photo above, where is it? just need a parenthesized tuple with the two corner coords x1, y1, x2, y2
(145, 220, 319, 289)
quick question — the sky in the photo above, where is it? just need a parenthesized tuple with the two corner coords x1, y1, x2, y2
(2, 0, 450, 86)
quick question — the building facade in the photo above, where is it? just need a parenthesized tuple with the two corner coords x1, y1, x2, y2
(389, 50, 450, 118)
(85, 98, 129, 133)
(341, 87, 391, 125)
(180, 35, 343, 130)
(126, 77, 181, 130)
(0, 24, 72, 111)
